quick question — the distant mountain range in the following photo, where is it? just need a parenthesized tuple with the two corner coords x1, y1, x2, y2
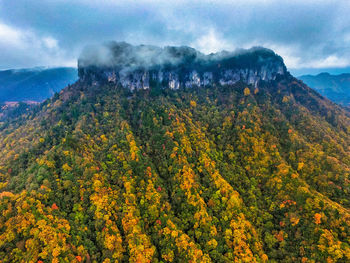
(0, 67, 78, 102)
(299, 72, 350, 107)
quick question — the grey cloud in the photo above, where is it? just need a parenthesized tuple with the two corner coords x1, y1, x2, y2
(78, 42, 200, 69)
(77, 40, 284, 86)
(0, 0, 349, 73)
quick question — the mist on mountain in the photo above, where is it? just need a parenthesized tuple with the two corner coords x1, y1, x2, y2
(78, 41, 283, 70)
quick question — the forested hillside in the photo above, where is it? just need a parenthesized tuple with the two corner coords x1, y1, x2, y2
(0, 44, 349, 263)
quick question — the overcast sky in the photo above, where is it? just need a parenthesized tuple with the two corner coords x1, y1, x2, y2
(1, 0, 350, 75)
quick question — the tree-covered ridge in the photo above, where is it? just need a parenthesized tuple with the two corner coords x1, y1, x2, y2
(0, 73, 349, 262)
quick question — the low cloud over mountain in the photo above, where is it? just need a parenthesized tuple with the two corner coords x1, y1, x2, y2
(1, 0, 350, 74)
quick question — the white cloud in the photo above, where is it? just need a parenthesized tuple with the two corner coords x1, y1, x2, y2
(191, 29, 234, 54)
(0, 23, 23, 47)
(282, 54, 350, 70)
(302, 55, 350, 69)
(43, 37, 58, 49)
(0, 22, 75, 69)
(257, 43, 350, 69)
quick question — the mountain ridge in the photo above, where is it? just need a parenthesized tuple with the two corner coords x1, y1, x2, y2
(0, 67, 78, 102)
(78, 42, 287, 90)
(0, 43, 349, 262)
(299, 72, 350, 107)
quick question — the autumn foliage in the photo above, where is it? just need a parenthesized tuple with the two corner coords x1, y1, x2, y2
(0, 75, 350, 262)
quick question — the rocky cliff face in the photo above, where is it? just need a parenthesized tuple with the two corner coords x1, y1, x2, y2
(78, 42, 287, 90)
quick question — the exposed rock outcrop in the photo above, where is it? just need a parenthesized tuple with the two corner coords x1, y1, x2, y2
(78, 42, 287, 90)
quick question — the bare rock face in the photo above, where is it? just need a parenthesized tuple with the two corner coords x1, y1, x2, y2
(78, 42, 288, 90)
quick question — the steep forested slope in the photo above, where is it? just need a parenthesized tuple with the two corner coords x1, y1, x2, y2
(0, 44, 349, 263)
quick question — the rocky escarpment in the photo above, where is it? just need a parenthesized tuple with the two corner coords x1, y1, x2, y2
(78, 42, 288, 90)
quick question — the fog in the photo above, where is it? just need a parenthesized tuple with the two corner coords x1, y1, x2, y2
(78, 42, 280, 72)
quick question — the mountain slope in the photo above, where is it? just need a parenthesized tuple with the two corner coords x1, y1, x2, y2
(0, 43, 349, 263)
(0, 67, 78, 102)
(299, 72, 350, 107)
(0, 101, 39, 122)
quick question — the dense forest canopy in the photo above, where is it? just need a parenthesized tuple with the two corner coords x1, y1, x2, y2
(0, 43, 349, 263)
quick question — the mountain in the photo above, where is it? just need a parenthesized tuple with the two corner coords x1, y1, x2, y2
(299, 72, 350, 107)
(0, 67, 78, 102)
(78, 42, 286, 89)
(0, 42, 350, 263)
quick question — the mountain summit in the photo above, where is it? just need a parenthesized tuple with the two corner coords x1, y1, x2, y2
(78, 42, 287, 89)
(0, 42, 350, 262)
